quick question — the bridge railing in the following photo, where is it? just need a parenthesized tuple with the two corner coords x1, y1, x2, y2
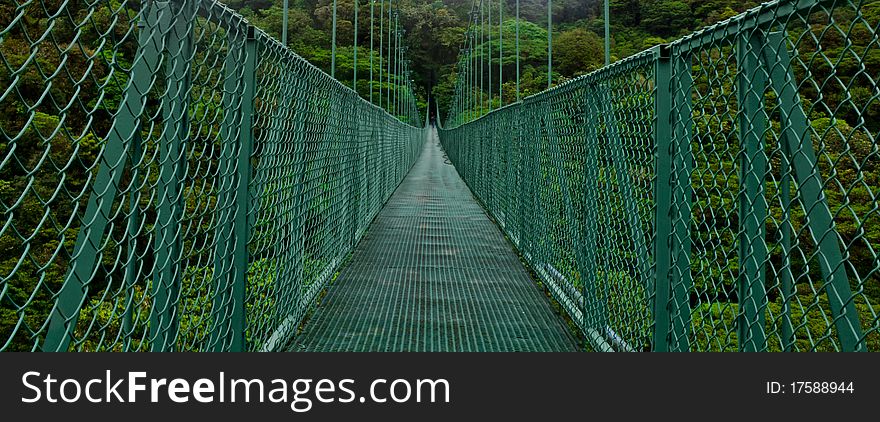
(0, 0, 425, 351)
(440, 0, 879, 351)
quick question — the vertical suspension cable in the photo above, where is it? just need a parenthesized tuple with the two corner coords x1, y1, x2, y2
(470, 9, 476, 121)
(387, 0, 393, 112)
(398, 54, 402, 120)
(404, 62, 410, 122)
(498, 0, 502, 106)
(370, 0, 374, 104)
(354, 0, 359, 91)
(391, 19, 396, 116)
(282, 0, 289, 45)
(515, 0, 519, 101)
(479, 0, 484, 117)
(395, 15, 400, 116)
(488, 0, 492, 112)
(332, 0, 337, 77)
(604, 0, 610, 66)
(379, 0, 384, 107)
(395, 21, 400, 117)
(547, 0, 551, 89)
(470, 6, 475, 121)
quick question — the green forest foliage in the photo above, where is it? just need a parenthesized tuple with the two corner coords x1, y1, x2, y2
(229, 0, 770, 120)
(1, 0, 878, 351)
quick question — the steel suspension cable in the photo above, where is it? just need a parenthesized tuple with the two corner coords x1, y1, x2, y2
(387, 0, 393, 112)
(354, 0, 359, 91)
(396, 23, 401, 117)
(282, 0, 289, 45)
(370, 0, 374, 103)
(379, 0, 384, 106)
(470, 8, 476, 120)
(515, 0, 519, 101)
(398, 19, 402, 117)
(498, 0, 502, 106)
(479, 0, 484, 117)
(547, 0, 551, 88)
(332, 0, 337, 77)
(604, 0, 610, 66)
(393, 12, 399, 115)
(488, 0, 492, 111)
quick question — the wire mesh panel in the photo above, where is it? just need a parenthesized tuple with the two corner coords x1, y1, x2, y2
(666, 0, 879, 352)
(442, 53, 658, 352)
(441, 0, 879, 352)
(0, 0, 424, 352)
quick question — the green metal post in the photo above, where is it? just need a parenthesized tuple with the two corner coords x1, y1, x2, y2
(547, 0, 552, 88)
(282, 0, 289, 45)
(652, 46, 673, 351)
(669, 52, 694, 352)
(481, 1, 485, 116)
(210, 27, 242, 352)
(370, 0, 374, 104)
(580, 84, 605, 338)
(488, 0, 492, 111)
(210, 25, 256, 352)
(498, 0, 502, 105)
(42, 2, 169, 352)
(761, 32, 864, 351)
(354, 0, 359, 91)
(150, 4, 194, 352)
(387, 0, 393, 111)
(736, 33, 769, 352)
(332, 0, 337, 77)
(780, 137, 794, 352)
(121, 111, 144, 351)
(379, 0, 384, 106)
(515, 0, 520, 101)
(604, 0, 610, 66)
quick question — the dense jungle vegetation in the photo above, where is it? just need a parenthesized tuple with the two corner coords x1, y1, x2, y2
(1, 0, 878, 351)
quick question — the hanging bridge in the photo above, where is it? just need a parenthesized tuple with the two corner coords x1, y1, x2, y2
(1, 0, 878, 352)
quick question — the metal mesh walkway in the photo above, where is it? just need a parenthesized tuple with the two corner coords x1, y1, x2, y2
(290, 127, 581, 351)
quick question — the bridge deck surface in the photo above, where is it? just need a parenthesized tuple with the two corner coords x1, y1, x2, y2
(290, 128, 580, 351)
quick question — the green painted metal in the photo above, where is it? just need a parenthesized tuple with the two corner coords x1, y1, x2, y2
(369, 0, 374, 104)
(668, 53, 694, 352)
(488, 0, 492, 111)
(498, 0, 502, 104)
(441, 0, 879, 352)
(604, 0, 610, 66)
(228, 26, 258, 352)
(353, 0, 358, 92)
(547, 0, 552, 88)
(580, 83, 602, 334)
(515, 0, 520, 101)
(651, 46, 673, 351)
(2, 0, 423, 352)
(760, 31, 865, 352)
(3, 0, 880, 353)
(291, 130, 579, 351)
(378, 0, 384, 106)
(387, 1, 393, 111)
(41, 3, 171, 352)
(331, 0, 337, 78)
(151, 2, 194, 352)
(282, 0, 289, 45)
(736, 31, 769, 352)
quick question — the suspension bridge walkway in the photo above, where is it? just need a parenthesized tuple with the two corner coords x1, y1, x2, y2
(291, 128, 579, 352)
(2, 0, 879, 352)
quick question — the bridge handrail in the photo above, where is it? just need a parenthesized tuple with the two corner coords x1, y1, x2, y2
(440, 0, 880, 351)
(0, 0, 425, 351)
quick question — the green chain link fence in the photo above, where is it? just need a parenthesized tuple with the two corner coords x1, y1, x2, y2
(440, 0, 880, 352)
(0, 0, 425, 351)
